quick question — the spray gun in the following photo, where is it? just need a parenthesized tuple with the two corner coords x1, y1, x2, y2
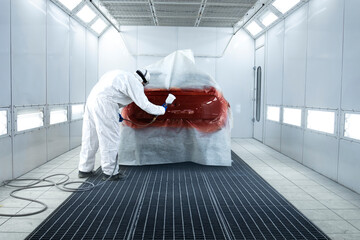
(119, 93, 176, 126)
(162, 93, 176, 110)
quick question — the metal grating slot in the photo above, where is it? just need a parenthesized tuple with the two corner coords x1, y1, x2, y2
(154, 3, 200, 17)
(157, 17, 197, 27)
(27, 152, 329, 240)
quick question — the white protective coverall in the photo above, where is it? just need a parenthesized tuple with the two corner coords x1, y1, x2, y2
(79, 70, 165, 175)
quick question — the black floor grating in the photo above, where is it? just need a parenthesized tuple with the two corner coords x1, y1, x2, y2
(27, 151, 329, 239)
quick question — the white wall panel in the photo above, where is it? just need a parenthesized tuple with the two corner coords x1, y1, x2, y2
(306, 0, 344, 109)
(283, 5, 307, 107)
(281, 125, 303, 163)
(86, 31, 98, 98)
(264, 121, 281, 151)
(119, 26, 138, 55)
(255, 35, 265, 49)
(341, 0, 360, 111)
(195, 57, 216, 80)
(338, 140, 360, 193)
(215, 28, 233, 56)
(303, 131, 338, 180)
(0, 137, 12, 182)
(216, 30, 254, 137)
(47, 124, 70, 160)
(178, 27, 217, 57)
(137, 56, 162, 70)
(47, 1, 69, 105)
(137, 26, 177, 56)
(12, 0, 46, 106)
(99, 28, 136, 77)
(70, 18, 86, 103)
(266, 21, 284, 105)
(13, 129, 47, 177)
(70, 120, 82, 149)
(0, 0, 11, 107)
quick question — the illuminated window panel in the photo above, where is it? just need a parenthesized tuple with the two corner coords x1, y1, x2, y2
(267, 106, 280, 122)
(307, 110, 335, 134)
(76, 5, 96, 23)
(72, 104, 84, 121)
(50, 109, 68, 125)
(283, 107, 302, 127)
(58, 0, 82, 11)
(17, 110, 44, 132)
(272, 0, 301, 14)
(260, 11, 278, 27)
(91, 18, 107, 34)
(0, 110, 7, 136)
(246, 21, 263, 36)
(344, 113, 360, 141)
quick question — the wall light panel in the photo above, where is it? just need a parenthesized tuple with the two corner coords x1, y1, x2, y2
(283, 107, 302, 127)
(17, 109, 44, 132)
(50, 108, 68, 125)
(0, 110, 7, 136)
(344, 113, 360, 141)
(267, 106, 280, 122)
(307, 109, 335, 134)
(71, 104, 84, 121)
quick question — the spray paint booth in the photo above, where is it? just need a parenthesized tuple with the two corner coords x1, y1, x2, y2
(0, 0, 360, 239)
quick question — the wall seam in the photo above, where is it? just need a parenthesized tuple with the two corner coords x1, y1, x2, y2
(10, 0, 14, 179)
(301, 2, 310, 165)
(336, 0, 346, 182)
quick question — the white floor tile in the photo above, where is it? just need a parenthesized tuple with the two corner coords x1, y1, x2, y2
(333, 209, 360, 220)
(312, 220, 360, 234)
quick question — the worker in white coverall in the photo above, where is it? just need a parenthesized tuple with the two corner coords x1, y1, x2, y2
(78, 69, 166, 180)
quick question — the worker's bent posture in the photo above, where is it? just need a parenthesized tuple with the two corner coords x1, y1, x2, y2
(78, 69, 165, 180)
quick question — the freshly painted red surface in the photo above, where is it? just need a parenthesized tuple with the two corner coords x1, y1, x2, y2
(121, 87, 229, 133)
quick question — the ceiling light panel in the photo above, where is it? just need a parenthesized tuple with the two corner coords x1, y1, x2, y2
(76, 4, 97, 23)
(260, 10, 278, 27)
(272, 0, 301, 14)
(91, 18, 108, 34)
(246, 21, 263, 36)
(58, 0, 82, 11)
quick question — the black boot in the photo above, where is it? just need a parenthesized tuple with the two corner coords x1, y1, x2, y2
(78, 170, 96, 178)
(102, 172, 126, 181)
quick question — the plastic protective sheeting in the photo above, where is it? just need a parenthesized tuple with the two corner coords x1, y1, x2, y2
(119, 50, 232, 166)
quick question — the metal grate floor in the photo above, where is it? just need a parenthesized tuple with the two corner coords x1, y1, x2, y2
(27, 152, 329, 239)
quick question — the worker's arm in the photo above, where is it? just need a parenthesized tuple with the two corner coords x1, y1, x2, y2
(126, 78, 166, 116)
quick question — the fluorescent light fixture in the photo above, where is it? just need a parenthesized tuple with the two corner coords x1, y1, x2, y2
(283, 107, 302, 127)
(91, 18, 107, 34)
(0, 110, 7, 136)
(246, 21, 263, 36)
(307, 110, 335, 134)
(50, 109, 68, 125)
(17, 110, 44, 132)
(267, 106, 280, 122)
(58, 0, 82, 11)
(76, 5, 96, 23)
(260, 11, 278, 27)
(272, 0, 301, 14)
(72, 104, 84, 121)
(344, 113, 360, 141)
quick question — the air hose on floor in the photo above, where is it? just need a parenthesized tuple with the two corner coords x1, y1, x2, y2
(0, 94, 176, 217)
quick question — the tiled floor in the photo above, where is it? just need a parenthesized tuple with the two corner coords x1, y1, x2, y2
(0, 138, 360, 239)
